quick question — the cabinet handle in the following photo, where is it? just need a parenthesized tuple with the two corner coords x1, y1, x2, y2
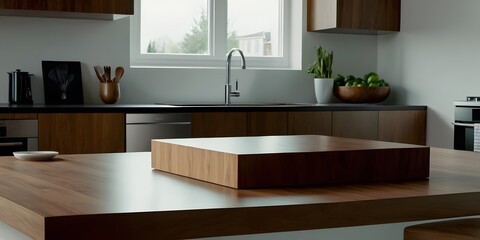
(452, 122, 475, 128)
(0, 142, 23, 147)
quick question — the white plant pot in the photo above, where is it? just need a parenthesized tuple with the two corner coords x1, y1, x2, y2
(314, 78, 334, 103)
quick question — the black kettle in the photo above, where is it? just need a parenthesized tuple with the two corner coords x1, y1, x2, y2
(8, 69, 33, 104)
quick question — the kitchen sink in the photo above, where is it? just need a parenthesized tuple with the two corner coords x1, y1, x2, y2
(155, 103, 306, 107)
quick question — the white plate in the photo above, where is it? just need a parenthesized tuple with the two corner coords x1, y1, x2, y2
(13, 151, 59, 161)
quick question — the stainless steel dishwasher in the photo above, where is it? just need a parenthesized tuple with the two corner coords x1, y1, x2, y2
(126, 113, 191, 152)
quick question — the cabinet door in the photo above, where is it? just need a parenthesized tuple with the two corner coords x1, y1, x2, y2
(191, 112, 247, 137)
(247, 112, 287, 136)
(0, 0, 134, 14)
(38, 113, 125, 154)
(332, 111, 378, 140)
(378, 110, 427, 145)
(287, 112, 332, 135)
(307, 0, 400, 34)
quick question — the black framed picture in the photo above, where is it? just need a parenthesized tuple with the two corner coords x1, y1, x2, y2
(42, 61, 84, 104)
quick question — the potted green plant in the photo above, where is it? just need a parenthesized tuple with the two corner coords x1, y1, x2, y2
(307, 45, 334, 103)
(307, 45, 333, 78)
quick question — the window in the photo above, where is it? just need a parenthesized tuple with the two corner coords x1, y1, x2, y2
(130, 0, 297, 69)
(140, 0, 209, 55)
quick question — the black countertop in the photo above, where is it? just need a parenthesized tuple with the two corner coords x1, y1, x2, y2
(0, 103, 427, 113)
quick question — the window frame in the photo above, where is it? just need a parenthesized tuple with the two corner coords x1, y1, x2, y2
(130, 0, 291, 69)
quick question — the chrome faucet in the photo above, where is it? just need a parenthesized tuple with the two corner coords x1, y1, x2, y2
(225, 48, 246, 105)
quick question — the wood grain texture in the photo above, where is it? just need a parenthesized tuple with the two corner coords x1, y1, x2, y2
(332, 111, 378, 140)
(378, 110, 427, 145)
(404, 218, 480, 240)
(337, 0, 401, 31)
(152, 141, 239, 188)
(287, 111, 332, 135)
(308, 0, 401, 33)
(0, 0, 133, 14)
(307, 0, 337, 31)
(38, 113, 125, 154)
(247, 112, 287, 136)
(333, 86, 390, 103)
(191, 110, 426, 145)
(192, 111, 288, 137)
(0, 113, 37, 119)
(0, 186, 44, 239)
(0, 148, 478, 239)
(191, 112, 247, 137)
(152, 135, 430, 189)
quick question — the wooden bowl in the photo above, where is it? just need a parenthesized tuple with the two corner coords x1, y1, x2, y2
(333, 86, 390, 103)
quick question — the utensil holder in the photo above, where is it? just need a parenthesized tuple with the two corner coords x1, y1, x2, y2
(100, 83, 120, 104)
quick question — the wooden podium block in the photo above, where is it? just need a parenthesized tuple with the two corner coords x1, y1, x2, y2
(152, 135, 430, 189)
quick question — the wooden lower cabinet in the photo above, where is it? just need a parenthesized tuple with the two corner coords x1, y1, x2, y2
(191, 110, 426, 145)
(192, 111, 331, 137)
(9, 109, 424, 155)
(191, 112, 247, 137)
(332, 111, 378, 140)
(38, 113, 125, 154)
(378, 110, 427, 145)
(191, 112, 287, 137)
(247, 112, 287, 136)
(0, 113, 37, 119)
(287, 111, 332, 135)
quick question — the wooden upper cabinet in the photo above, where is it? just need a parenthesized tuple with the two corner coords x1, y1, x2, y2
(0, 0, 133, 19)
(308, 0, 401, 34)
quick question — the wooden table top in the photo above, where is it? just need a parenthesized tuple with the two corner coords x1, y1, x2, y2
(157, 135, 428, 154)
(1, 147, 480, 239)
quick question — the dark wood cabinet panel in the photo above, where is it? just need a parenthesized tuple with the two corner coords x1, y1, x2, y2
(332, 111, 378, 140)
(308, 0, 400, 34)
(38, 113, 125, 154)
(0, 113, 37, 119)
(191, 112, 287, 137)
(191, 110, 426, 145)
(247, 112, 287, 136)
(287, 111, 332, 135)
(0, 0, 133, 15)
(191, 112, 247, 137)
(378, 110, 427, 145)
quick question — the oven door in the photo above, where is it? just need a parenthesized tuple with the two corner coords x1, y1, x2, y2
(453, 122, 474, 151)
(0, 137, 34, 156)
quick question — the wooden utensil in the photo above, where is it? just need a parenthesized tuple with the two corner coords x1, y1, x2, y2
(104, 66, 111, 82)
(93, 66, 104, 83)
(113, 67, 124, 83)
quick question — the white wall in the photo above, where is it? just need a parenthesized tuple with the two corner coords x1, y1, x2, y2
(378, 0, 480, 148)
(0, 1, 377, 106)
